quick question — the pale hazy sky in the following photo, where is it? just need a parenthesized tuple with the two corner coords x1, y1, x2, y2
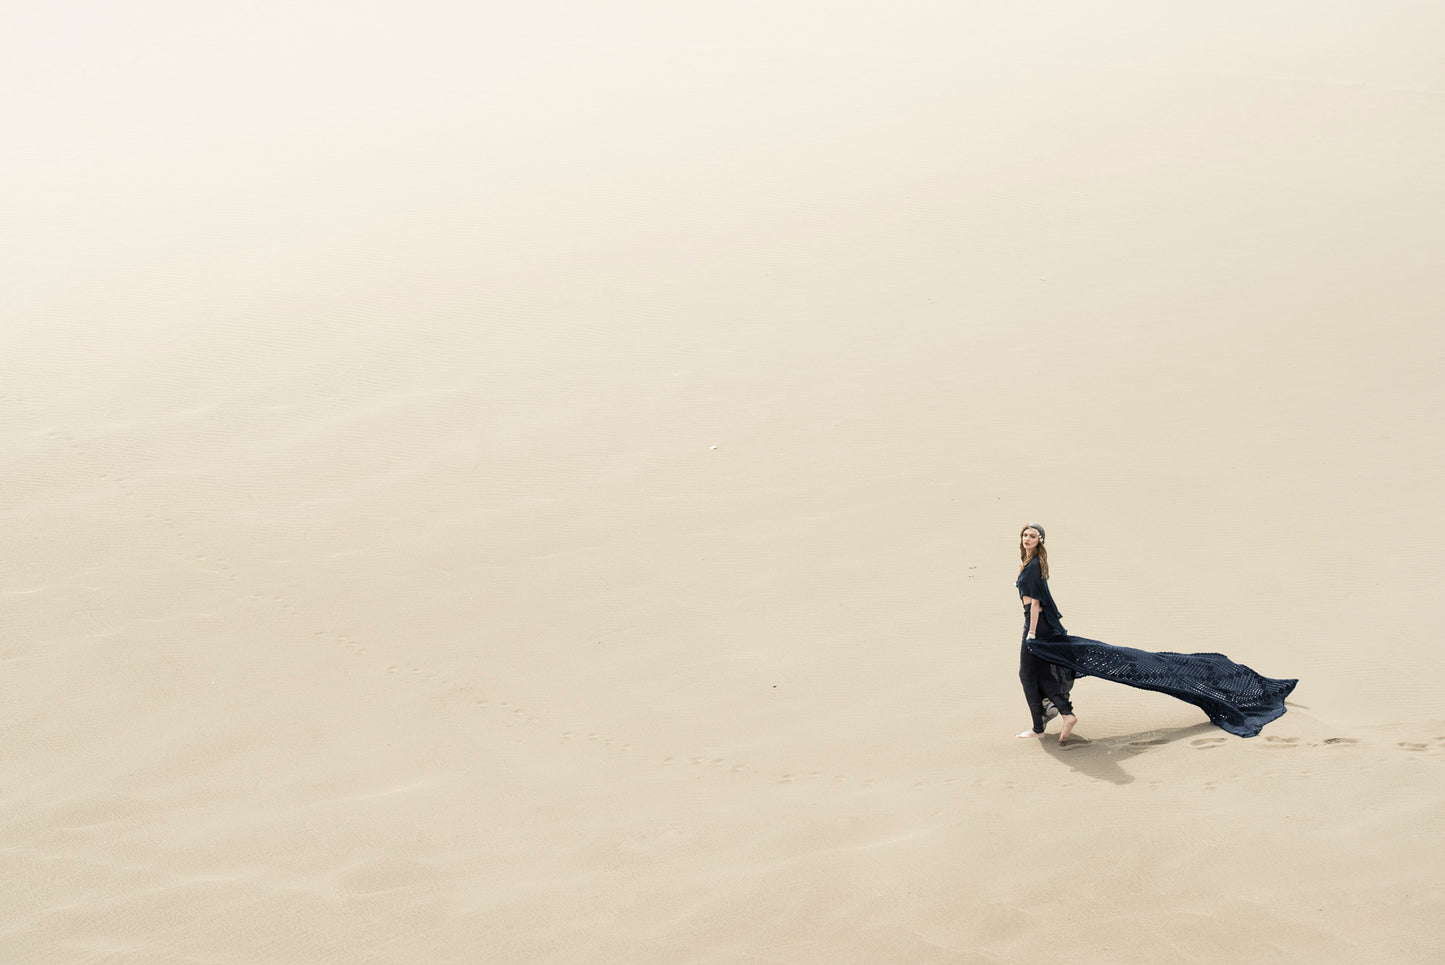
(7, 1, 1442, 318)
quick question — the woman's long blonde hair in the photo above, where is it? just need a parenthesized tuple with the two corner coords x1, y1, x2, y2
(1019, 523, 1049, 579)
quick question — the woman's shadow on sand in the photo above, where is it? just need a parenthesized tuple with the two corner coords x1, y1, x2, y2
(1034, 721, 1219, 785)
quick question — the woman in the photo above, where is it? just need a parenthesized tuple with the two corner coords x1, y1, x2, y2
(1013, 523, 1298, 741)
(1016, 524, 1078, 742)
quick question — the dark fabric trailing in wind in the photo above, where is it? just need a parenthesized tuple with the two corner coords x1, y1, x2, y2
(1025, 635, 1297, 738)
(1016, 554, 1296, 738)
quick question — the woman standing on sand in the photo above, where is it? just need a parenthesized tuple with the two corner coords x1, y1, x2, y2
(1011, 523, 1299, 741)
(1016, 524, 1078, 743)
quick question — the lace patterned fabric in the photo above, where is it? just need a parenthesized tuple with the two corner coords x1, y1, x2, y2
(1026, 635, 1298, 738)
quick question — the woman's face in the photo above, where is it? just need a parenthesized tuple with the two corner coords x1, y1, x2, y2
(1020, 528, 1041, 554)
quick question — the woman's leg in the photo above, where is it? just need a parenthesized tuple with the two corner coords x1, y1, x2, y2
(1018, 645, 1048, 735)
(1043, 686, 1073, 717)
(1041, 678, 1077, 742)
(1026, 638, 1079, 742)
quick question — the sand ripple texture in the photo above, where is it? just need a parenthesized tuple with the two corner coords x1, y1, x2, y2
(6, 2, 1445, 962)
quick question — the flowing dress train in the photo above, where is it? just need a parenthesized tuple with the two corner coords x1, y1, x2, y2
(1026, 635, 1297, 738)
(1016, 556, 1296, 737)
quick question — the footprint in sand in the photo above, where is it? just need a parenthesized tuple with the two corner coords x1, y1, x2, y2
(1321, 737, 1359, 746)
(1264, 736, 1300, 747)
(1191, 737, 1227, 749)
(1128, 738, 1170, 747)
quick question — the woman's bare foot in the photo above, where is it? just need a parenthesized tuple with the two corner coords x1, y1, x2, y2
(1058, 715, 1078, 743)
(1016, 729, 1045, 738)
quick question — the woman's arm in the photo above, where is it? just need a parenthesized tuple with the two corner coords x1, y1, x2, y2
(1021, 596, 1041, 638)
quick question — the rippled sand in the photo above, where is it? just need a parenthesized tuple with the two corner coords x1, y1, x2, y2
(6, 3, 1445, 963)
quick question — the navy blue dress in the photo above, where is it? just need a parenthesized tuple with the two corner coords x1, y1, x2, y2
(1016, 558, 1075, 733)
(1016, 558, 1297, 738)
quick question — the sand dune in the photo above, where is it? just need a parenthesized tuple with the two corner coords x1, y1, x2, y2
(5, 2, 1445, 962)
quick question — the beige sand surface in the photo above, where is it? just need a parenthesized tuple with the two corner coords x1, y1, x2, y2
(6, 3, 1445, 963)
